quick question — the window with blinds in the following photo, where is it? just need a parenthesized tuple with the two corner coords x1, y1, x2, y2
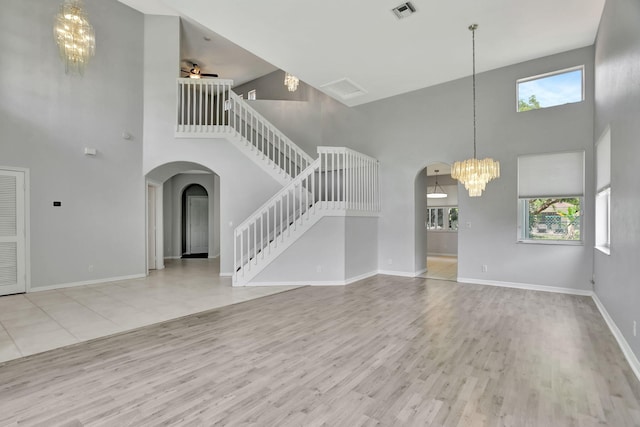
(517, 151, 584, 243)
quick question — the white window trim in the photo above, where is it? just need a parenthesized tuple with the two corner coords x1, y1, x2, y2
(516, 65, 585, 112)
(595, 187, 611, 255)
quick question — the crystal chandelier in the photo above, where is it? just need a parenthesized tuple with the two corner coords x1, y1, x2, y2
(451, 24, 500, 197)
(284, 72, 299, 92)
(54, 0, 95, 75)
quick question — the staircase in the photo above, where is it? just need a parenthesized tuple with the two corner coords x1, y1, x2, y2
(175, 78, 379, 285)
(175, 78, 313, 185)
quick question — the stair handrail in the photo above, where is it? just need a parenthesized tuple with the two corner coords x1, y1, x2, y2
(227, 90, 314, 177)
(233, 146, 381, 281)
(176, 77, 314, 180)
(234, 158, 320, 233)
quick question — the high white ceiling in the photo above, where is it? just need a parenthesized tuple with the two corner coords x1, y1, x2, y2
(180, 18, 277, 87)
(119, 0, 605, 107)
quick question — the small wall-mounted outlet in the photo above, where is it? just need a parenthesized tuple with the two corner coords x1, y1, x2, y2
(387, 258, 393, 265)
(88, 264, 94, 272)
(316, 265, 322, 273)
(482, 264, 488, 273)
(634, 321, 637, 337)
(466, 222, 472, 229)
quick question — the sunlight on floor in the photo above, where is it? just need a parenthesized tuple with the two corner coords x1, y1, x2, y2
(421, 255, 457, 281)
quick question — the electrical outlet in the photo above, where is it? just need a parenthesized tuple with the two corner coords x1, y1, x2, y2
(387, 259, 393, 265)
(88, 264, 94, 272)
(634, 321, 637, 337)
(466, 222, 472, 228)
(482, 264, 488, 273)
(316, 265, 322, 273)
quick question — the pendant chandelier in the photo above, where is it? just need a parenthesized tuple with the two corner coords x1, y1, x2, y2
(54, 0, 95, 75)
(426, 169, 447, 199)
(284, 72, 299, 92)
(451, 24, 499, 197)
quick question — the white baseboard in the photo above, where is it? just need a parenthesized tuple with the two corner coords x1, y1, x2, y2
(457, 277, 594, 296)
(592, 294, 640, 383)
(30, 273, 147, 293)
(377, 269, 417, 278)
(427, 252, 457, 257)
(208, 254, 220, 259)
(239, 271, 379, 287)
(414, 268, 428, 276)
(164, 256, 181, 260)
(219, 272, 233, 278)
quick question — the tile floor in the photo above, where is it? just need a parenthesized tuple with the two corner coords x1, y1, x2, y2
(0, 259, 300, 363)
(422, 255, 457, 281)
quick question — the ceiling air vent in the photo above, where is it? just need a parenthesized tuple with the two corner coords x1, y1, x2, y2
(392, 2, 416, 19)
(320, 78, 367, 100)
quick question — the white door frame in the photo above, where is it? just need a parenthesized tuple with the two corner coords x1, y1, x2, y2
(145, 180, 164, 273)
(0, 166, 30, 294)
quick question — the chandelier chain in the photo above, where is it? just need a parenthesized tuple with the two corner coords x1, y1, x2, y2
(471, 24, 477, 159)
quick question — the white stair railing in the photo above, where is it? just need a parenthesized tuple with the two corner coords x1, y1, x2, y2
(233, 146, 380, 284)
(176, 78, 313, 181)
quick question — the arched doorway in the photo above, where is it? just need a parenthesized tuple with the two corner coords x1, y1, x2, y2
(182, 184, 209, 258)
(145, 161, 220, 273)
(414, 162, 459, 281)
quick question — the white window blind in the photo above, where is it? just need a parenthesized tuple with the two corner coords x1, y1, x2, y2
(596, 128, 611, 192)
(518, 151, 585, 198)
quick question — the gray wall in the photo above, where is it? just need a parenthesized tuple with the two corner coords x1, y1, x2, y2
(0, 0, 146, 288)
(248, 100, 320, 157)
(234, 70, 312, 102)
(253, 217, 346, 283)
(162, 173, 220, 258)
(345, 217, 378, 279)
(593, 0, 640, 360)
(414, 170, 429, 273)
(253, 216, 378, 284)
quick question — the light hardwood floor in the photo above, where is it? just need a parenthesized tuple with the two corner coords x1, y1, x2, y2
(0, 275, 639, 426)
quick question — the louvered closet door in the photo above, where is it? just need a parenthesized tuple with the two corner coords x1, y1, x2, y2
(0, 170, 25, 296)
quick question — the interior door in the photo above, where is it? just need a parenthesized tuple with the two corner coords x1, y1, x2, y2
(0, 170, 26, 296)
(147, 185, 156, 270)
(187, 196, 208, 255)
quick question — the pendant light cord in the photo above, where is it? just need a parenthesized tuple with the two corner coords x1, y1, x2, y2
(470, 24, 477, 159)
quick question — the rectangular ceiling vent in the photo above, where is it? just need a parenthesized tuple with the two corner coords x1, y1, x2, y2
(320, 78, 367, 100)
(392, 2, 416, 19)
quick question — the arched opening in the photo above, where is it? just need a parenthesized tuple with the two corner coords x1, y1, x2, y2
(181, 184, 209, 258)
(414, 162, 459, 281)
(145, 161, 220, 274)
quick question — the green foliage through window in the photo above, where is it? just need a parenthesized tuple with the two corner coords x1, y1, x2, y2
(522, 198, 581, 241)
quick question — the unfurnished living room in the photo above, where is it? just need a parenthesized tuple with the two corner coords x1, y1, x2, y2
(1, 0, 639, 425)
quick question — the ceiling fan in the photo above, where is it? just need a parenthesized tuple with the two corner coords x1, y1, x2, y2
(181, 62, 218, 79)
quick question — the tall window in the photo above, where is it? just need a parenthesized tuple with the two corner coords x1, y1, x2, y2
(517, 151, 585, 243)
(595, 127, 611, 254)
(517, 66, 584, 112)
(427, 207, 458, 231)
